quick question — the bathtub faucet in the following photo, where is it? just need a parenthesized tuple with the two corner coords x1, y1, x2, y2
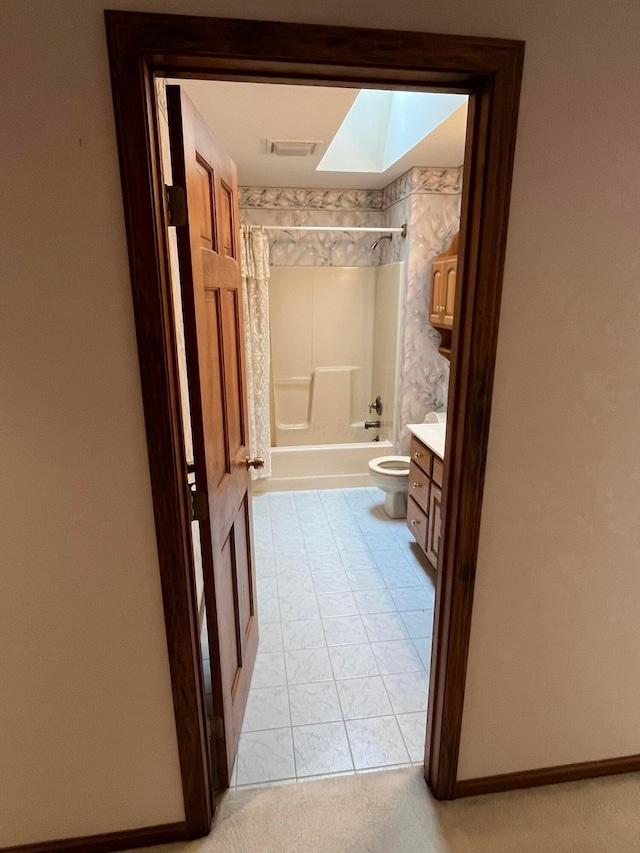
(364, 420, 381, 429)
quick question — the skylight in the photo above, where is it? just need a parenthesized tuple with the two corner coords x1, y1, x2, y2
(316, 90, 467, 173)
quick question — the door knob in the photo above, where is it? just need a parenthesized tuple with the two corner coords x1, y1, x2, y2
(245, 456, 265, 470)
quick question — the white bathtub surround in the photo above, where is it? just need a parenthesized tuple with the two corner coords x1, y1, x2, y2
(240, 226, 272, 478)
(254, 441, 394, 493)
(268, 265, 403, 457)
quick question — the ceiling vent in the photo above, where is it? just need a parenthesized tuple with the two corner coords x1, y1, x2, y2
(265, 139, 321, 157)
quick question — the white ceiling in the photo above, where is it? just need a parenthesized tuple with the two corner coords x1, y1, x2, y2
(171, 79, 467, 190)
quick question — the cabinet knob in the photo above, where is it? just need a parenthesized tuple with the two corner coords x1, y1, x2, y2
(410, 519, 419, 526)
(412, 482, 421, 489)
(413, 451, 421, 459)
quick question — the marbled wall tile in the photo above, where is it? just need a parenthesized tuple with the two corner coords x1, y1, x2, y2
(239, 207, 383, 267)
(381, 167, 463, 208)
(240, 187, 383, 210)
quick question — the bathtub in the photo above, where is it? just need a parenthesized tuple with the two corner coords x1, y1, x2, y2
(253, 439, 394, 493)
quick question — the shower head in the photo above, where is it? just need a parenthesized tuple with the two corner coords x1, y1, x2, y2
(370, 233, 393, 251)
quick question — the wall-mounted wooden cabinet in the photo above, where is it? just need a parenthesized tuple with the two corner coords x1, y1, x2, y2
(429, 232, 459, 359)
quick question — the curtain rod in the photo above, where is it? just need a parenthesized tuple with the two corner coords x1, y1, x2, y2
(248, 224, 407, 237)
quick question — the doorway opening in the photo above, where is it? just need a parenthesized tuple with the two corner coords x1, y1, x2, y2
(106, 10, 523, 841)
(157, 76, 467, 788)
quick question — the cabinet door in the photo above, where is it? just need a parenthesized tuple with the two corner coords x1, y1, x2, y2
(426, 484, 442, 569)
(442, 258, 457, 328)
(407, 497, 428, 551)
(429, 260, 446, 326)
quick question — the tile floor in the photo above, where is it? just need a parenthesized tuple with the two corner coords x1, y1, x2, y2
(204, 487, 436, 789)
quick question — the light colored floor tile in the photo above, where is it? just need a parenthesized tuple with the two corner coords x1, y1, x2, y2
(276, 572, 315, 597)
(346, 715, 410, 769)
(305, 540, 341, 559)
(236, 727, 295, 786)
(383, 671, 429, 714)
(255, 543, 275, 561)
(251, 652, 287, 689)
(390, 586, 434, 612)
(256, 557, 276, 578)
(373, 549, 411, 570)
(292, 722, 353, 777)
(257, 576, 278, 598)
(241, 686, 290, 732)
(396, 711, 427, 762)
(359, 533, 395, 551)
(288, 681, 342, 726)
(412, 636, 433, 670)
(371, 639, 425, 675)
(340, 552, 378, 571)
(257, 596, 281, 624)
(379, 564, 421, 589)
(308, 553, 344, 574)
(275, 553, 310, 573)
(336, 676, 393, 719)
(400, 609, 434, 639)
(312, 571, 351, 595)
(333, 535, 369, 553)
(322, 615, 368, 646)
(246, 488, 436, 788)
(361, 612, 409, 642)
(279, 592, 320, 621)
(317, 591, 359, 618)
(281, 619, 326, 651)
(258, 622, 283, 653)
(285, 647, 333, 684)
(329, 642, 379, 679)
(354, 588, 397, 615)
(347, 569, 386, 591)
(273, 534, 305, 554)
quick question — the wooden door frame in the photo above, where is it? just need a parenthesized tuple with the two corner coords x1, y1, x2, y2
(103, 8, 524, 841)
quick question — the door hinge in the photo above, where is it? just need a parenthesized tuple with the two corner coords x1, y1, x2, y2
(165, 184, 187, 227)
(190, 489, 209, 522)
(207, 714, 224, 740)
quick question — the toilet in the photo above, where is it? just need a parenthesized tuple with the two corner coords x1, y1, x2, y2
(368, 455, 411, 518)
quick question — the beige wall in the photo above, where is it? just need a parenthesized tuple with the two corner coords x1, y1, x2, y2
(1, 0, 639, 845)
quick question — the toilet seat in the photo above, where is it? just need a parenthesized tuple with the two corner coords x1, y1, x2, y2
(368, 455, 410, 477)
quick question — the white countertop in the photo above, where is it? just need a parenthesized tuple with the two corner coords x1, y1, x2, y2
(407, 422, 446, 460)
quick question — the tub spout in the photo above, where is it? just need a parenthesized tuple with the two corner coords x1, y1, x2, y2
(364, 420, 381, 429)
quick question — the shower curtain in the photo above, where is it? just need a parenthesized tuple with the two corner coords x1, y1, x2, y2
(240, 226, 271, 479)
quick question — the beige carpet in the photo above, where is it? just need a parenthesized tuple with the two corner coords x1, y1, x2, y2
(134, 767, 640, 853)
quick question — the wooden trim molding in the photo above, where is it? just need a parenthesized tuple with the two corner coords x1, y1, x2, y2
(2, 822, 187, 853)
(100, 11, 526, 847)
(455, 754, 640, 798)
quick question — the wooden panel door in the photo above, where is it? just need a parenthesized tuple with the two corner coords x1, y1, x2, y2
(426, 484, 443, 569)
(442, 258, 457, 328)
(167, 86, 258, 789)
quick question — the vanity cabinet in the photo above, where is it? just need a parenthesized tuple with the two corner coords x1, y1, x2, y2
(407, 434, 442, 570)
(429, 232, 459, 360)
